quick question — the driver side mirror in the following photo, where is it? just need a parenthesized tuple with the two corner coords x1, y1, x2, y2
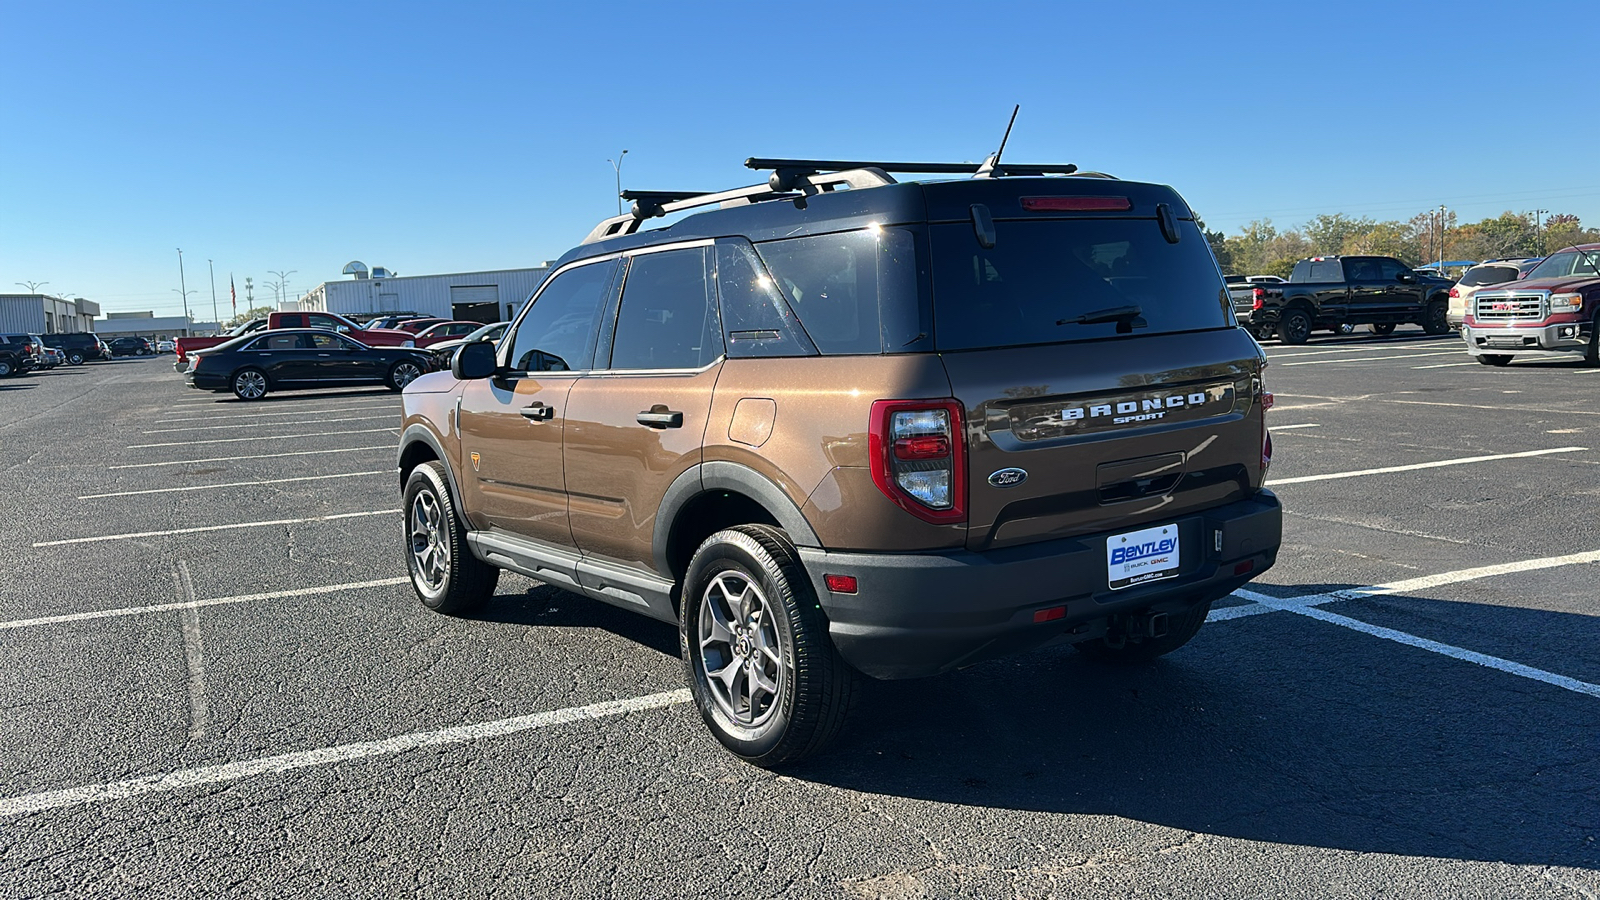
(452, 340, 499, 380)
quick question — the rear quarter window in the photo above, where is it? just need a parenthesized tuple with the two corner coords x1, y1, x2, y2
(754, 228, 931, 355)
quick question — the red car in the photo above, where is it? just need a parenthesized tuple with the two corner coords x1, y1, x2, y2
(410, 320, 490, 348)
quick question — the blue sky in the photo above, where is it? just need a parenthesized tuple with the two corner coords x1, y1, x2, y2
(3, 0, 1593, 318)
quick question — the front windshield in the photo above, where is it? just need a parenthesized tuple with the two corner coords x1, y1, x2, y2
(1526, 250, 1600, 281)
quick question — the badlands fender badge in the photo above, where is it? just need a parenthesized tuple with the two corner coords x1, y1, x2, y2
(988, 467, 1028, 488)
(470, 452, 481, 472)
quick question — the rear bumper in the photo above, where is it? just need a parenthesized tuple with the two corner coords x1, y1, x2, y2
(187, 371, 230, 391)
(1461, 322, 1589, 357)
(803, 491, 1282, 679)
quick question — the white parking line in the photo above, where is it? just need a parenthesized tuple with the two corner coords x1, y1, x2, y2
(1270, 423, 1321, 430)
(32, 510, 399, 547)
(1266, 446, 1585, 485)
(1411, 361, 1479, 369)
(0, 690, 692, 817)
(1379, 398, 1600, 417)
(1279, 351, 1462, 367)
(155, 402, 398, 424)
(128, 428, 399, 449)
(1233, 589, 1600, 699)
(142, 413, 398, 434)
(107, 446, 392, 470)
(78, 471, 389, 499)
(0, 578, 408, 631)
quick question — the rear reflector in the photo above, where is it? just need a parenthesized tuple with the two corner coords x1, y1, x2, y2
(823, 574, 858, 594)
(1033, 606, 1066, 623)
(1020, 196, 1132, 212)
(1261, 392, 1274, 411)
(1233, 560, 1256, 576)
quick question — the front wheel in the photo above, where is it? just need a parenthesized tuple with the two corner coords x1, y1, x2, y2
(1422, 300, 1451, 335)
(67, 352, 83, 366)
(1074, 600, 1212, 664)
(681, 525, 856, 767)
(1585, 326, 1599, 366)
(0, 359, 12, 377)
(1477, 354, 1513, 367)
(1371, 322, 1397, 336)
(387, 360, 424, 391)
(1277, 309, 1313, 345)
(403, 462, 498, 614)
(231, 367, 269, 400)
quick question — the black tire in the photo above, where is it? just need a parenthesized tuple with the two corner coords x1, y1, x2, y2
(403, 461, 498, 615)
(1477, 354, 1512, 367)
(0, 359, 12, 377)
(1336, 323, 1355, 335)
(231, 367, 269, 401)
(387, 359, 424, 391)
(1074, 600, 1212, 664)
(1276, 309, 1312, 345)
(681, 524, 856, 767)
(1422, 299, 1451, 335)
(1371, 322, 1397, 336)
(67, 352, 83, 366)
(1586, 326, 1599, 366)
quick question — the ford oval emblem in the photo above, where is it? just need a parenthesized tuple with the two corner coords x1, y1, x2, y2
(989, 467, 1028, 488)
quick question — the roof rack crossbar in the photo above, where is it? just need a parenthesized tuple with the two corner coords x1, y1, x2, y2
(745, 157, 1078, 177)
(581, 167, 899, 245)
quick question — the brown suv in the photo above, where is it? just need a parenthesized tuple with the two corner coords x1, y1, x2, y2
(396, 158, 1283, 765)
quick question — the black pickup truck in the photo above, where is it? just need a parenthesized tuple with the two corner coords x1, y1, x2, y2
(1244, 256, 1455, 344)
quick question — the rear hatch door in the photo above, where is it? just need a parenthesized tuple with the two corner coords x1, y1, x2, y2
(923, 181, 1266, 552)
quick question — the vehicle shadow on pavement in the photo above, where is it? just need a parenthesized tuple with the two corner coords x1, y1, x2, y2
(0, 382, 39, 391)
(467, 583, 681, 659)
(788, 591, 1600, 870)
(205, 388, 398, 404)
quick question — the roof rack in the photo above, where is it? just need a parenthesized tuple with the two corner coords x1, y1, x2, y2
(581, 167, 896, 245)
(745, 157, 1079, 186)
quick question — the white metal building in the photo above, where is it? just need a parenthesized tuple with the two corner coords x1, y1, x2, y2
(296, 262, 551, 324)
(94, 311, 221, 339)
(0, 294, 101, 334)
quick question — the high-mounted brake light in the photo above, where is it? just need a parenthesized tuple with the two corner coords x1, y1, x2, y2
(869, 399, 966, 525)
(1020, 196, 1132, 212)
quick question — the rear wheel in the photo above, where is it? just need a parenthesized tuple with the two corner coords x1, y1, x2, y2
(67, 352, 83, 365)
(387, 360, 424, 391)
(1586, 326, 1599, 366)
(1477, 354, 1512, 367)
(1074, 601, 1212, 664)
(681, 524, 856, 767)
(1371, 322, 1397, 336)
(1422, 299, 1451, 335)
(1277, 309, 1313, 345)
(0, 359, 12, 377)
(231, 367, 268, 400)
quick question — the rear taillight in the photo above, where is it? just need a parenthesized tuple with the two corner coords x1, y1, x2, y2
(869, 399, 966, 524)
(1251, 287, 1265, 310)
(1448, 287, 1460, 298)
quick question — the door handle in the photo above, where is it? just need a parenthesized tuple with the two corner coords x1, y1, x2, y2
(520, 403, 555, 421)
(317, 353, 331, 357)
(637, 406, 684, 429)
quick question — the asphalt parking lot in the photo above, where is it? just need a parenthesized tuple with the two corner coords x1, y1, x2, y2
(2, 338, 1597, 899)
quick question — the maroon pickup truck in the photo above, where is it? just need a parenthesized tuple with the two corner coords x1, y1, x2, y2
(175, 311, 419, 368)
(1461, 244, 1600, 366)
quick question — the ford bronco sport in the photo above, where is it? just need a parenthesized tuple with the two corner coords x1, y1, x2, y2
(395, 156, 1283, 765)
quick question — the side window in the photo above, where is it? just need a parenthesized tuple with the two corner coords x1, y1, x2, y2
(1307, 261, 1342, 282)
(264, 333, 305, 350)
(1375, 259, 1407, 281)
(277, 314, 305, 328)
(609, 248, 721, 370)
(505, 260, 617, 372)
(1344, 259, 1379, 282)
(715, 241, 817, 359)
(307, 314, 343, 331)
(308, 333, 347, 349)
(755, 227, 927, 355)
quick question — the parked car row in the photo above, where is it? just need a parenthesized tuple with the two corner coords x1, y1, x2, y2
(0, 332, 115, 376)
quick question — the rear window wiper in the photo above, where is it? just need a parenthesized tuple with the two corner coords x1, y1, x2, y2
(1056, 304, 1145, 325)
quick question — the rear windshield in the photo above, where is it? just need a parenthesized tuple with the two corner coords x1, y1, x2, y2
(1459, 265, 1520, 287)
(929, 218, 1230, 351)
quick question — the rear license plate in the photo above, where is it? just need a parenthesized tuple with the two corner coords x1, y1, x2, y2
(1107, 523, 1180, 591)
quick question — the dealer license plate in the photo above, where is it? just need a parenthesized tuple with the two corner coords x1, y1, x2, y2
(1106, 523, 1180, 591)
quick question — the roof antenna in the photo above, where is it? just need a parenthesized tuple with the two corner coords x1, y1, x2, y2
(974, 105, 1020, 179)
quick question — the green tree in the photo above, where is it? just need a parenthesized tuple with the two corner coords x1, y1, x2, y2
(1304, 214, 1375, 256)
(227, 305, 273, 327)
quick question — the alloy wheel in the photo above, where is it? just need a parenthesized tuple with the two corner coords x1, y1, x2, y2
(234, 370, 267, 399)
(392, 362, 422, 388)
(697, 570, 788, 728)
(409, 490, 449, 591)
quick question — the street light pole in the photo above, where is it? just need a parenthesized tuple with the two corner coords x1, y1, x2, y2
(268, 270, 297, 309)
(1534, 209, 1549, 255)
(208, 259, 219, 326)
(15, 280, 47, 294)
(607, 149, 628, 216)
(176, 248, 191, 320)
(1437, 206, 1448, 265)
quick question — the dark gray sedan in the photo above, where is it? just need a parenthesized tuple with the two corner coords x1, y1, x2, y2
(186, 328, 433, 400)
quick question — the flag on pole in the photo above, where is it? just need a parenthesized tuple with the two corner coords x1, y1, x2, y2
(230, 275, 236, 315)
